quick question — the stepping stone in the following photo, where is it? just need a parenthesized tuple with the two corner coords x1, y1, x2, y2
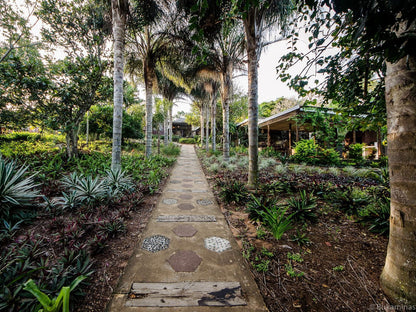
(172, 224, 198, 237)
(127, 282, 246, 307)
(163, 198, 178, 205)
(183, 179, 193, 182)
(182, 184, 193, 188)
(197, 199, 214, 206)
(177, 203, 194, 210)
(141, 235, 170, 253)
(170, 180, 181, 184)
(157, 215, 216, 222)
(179, 194, 193, 200)
(204, 237, 232, 253)
(168, 250, 201, 272)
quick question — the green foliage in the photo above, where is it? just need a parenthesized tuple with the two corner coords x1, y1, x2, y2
(103, 168, 135, 199)
(0, 157, 39, 218)
(290, 228, 312, 246)
(292, 139, 339, 166)
(287, 190, 317, 223)
(217, 179, 248, 204)
(348, 143, 364, 161)
(98, 218, 127, 238)
(61, 173, 106, 207)
(23, 275, 87, 312)
(325, 186, 369, 215)
(257, 205, 293, 240)
(333, 265, 345, 272)
(287, 252, 303, 263)
(179, 138, 196, 144)
(285, 262, 304, 278)
(161, 143, 180, 156)
(359, 197, 390, 235)
(246, 195, 278, 221)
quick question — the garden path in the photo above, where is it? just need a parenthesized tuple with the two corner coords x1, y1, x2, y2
(107, 144, 268, 311)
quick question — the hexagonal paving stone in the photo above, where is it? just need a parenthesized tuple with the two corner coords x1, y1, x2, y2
(168, 250, 202, 272)
(172, 224, 198, 237)
(177, 203, 194, 210)
(204, 237, 232, 253)
(163, 198, 178, 205)
(141, 235, 170, 253)
(197, 199, 214, 206)
(179, 194, 193, 200)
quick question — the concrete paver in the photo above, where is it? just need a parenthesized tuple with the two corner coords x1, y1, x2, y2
(107, 145, 268, 311)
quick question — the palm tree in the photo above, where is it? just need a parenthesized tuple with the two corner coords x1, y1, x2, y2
(111, 0, 128, 170)
(125, 5, 177, 157)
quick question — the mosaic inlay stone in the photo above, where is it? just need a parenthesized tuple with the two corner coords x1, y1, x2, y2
(168, 250, 202, 272)
(197, 199, 214, 206)
(141, 235, 170, 253)
(179, 194, 193, 200)
(172, 224, 198, 237)
(163, 198, 177, 205)
(204, 237, 231, 253)
(157, 215, 216, 222)
(177, 203, 194, 210)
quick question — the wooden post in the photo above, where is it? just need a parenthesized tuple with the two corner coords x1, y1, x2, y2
(295, 124, 299, 142)
(288, 124, 292, 154)
(267, 124, 271, 147)
(377, 127, 382, 158)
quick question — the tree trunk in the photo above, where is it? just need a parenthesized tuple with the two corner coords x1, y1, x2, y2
(221, 69, 232, 161)
(169, 105, 173, 143)
(206, 100, 210, 151)
(380, 54, 416, 304)
(111, 0, 126, 171)
(66, 125, 79, 158)
(163, 117, 168, 145)
(244, 15, 259, 188)
(211, 92, 217, 151)
(144, 63, 154, 158)
(200, 104, 204, 147)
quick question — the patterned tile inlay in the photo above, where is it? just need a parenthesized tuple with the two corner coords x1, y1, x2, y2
(168, 250, 202, 272)
(172, 224, 198, 237)
(163, 198, 178, 205)
(204, 237, 232, 253)
(179, 194, 193, 200)
(178, 203, 194, 210)
(157, 215, 216, 222)
(142, 235, 170, 253)
(197, 199, 214, 206)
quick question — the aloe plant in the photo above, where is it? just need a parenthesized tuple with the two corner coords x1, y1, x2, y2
(23, 275, 86, 312)
(0, 157, 39, 217)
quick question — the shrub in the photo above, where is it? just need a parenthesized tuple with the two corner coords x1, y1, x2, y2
(0, 157, 40, 218)
(161, 143, 180, 156)
(217, 179, 248, 204)
(179, 138, 196, 144)
(359, 197, 390, 235)
(246, 194, 279, 221)
(258, 205, 293, 240)
(348, 143, 364, 161)
(292, 139, 339, 166)
(287, 190, 317, 223)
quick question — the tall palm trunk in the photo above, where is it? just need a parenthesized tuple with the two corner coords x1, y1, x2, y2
(168, 105, 173, 142)
(111, 0, 126, 170)
(221, 69, 232, 161)
(211, 92, 217, 151)
(200, 104, 205, 147)
(163, 117, 168, 145)
(206, 101, 210, 151)
(244, 12, 259, 188)
(380, 54, 416, 304)
(144, 61, 154, 158)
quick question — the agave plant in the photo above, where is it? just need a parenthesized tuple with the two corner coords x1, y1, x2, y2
(103, 168, 135, 199)
(71, 175, 106, 206)
(0, 157, 39, 217)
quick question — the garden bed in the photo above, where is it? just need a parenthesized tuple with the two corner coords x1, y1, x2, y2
(197, 147, 390, 311)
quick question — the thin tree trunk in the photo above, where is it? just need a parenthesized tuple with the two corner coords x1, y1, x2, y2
(211, 92, 217, 151)
(86, 111, 89, 147)
(66, 125, 79, 158)
(200, 104, 204, 147)
(221, 70, 232, 161)
(111, 0, 126, 171)
(144, 65, 153, 158)
(380, 54, 416, 304)
(169, 105, 173, 143)
(206, 100, 210, 151)
(163, 117, 168, 145)
(244, 15, 259, 188)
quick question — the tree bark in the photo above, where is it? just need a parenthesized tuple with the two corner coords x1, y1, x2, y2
(200, 103, 204, 147)
(380, 54, 416, 304)
(169, 105, 173, 143)
(220, 68, 232, 161)
(66, 125, 79, 158)
(111, 0, 126, 171)
(244, 14, 259, 188)
(206, 100, 210, 151)
(211, 91, 217, 151)
(144, 61, 154, 158)
(163, 117, 168, 145)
